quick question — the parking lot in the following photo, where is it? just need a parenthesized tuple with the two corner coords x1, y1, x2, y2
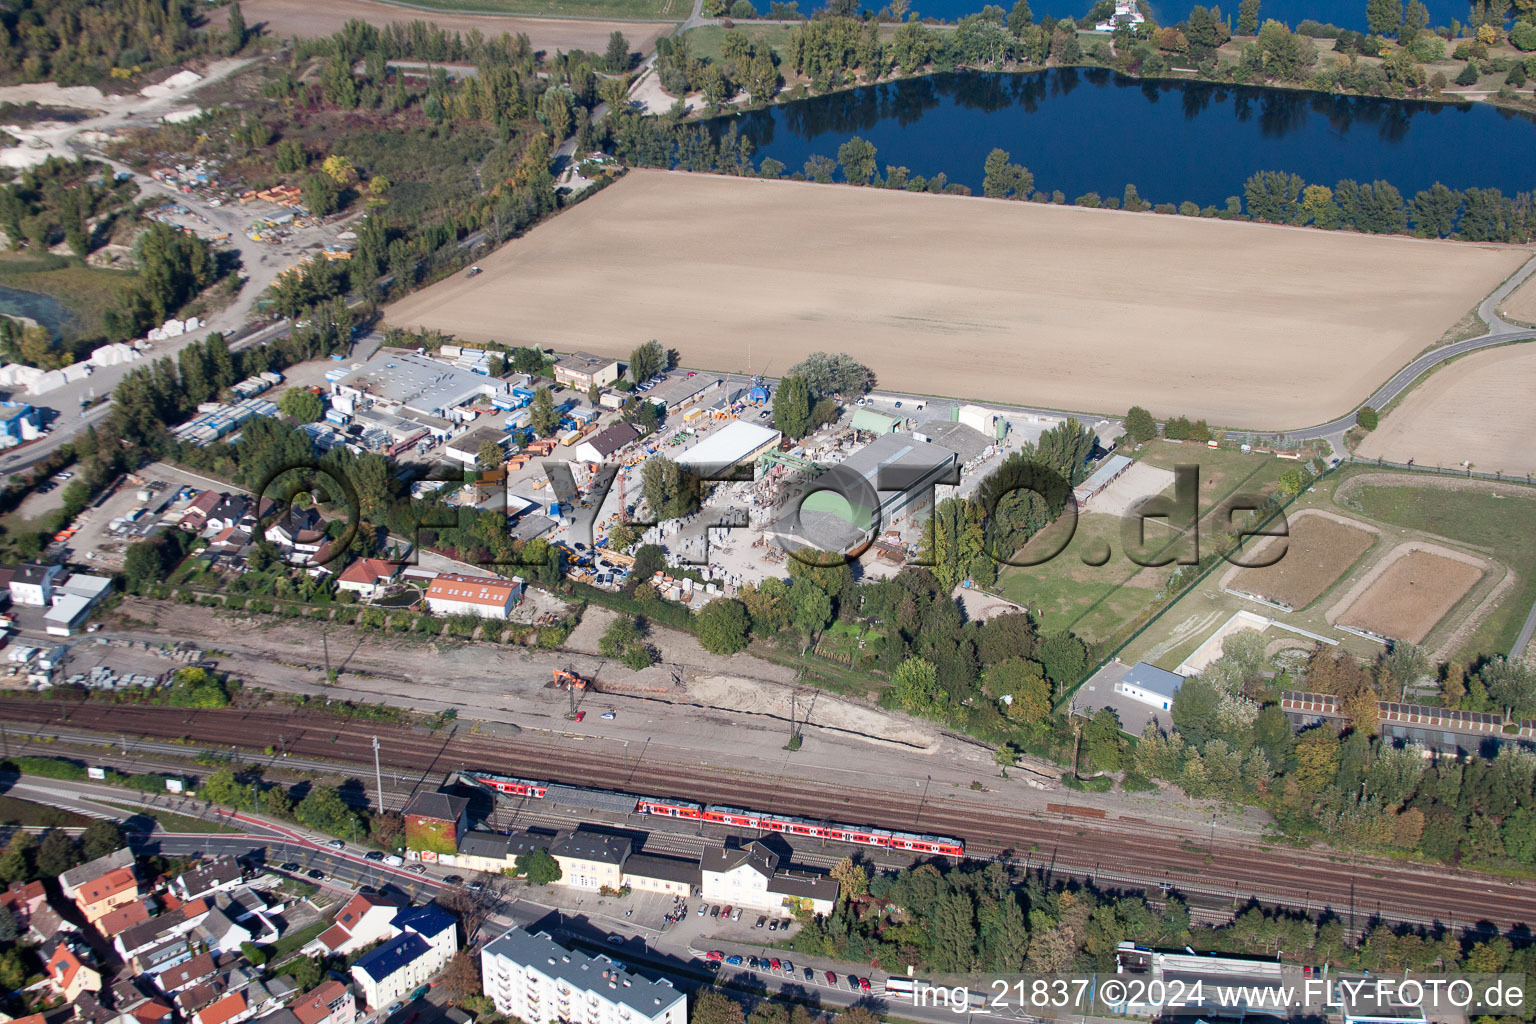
(65, 463, 241, 569)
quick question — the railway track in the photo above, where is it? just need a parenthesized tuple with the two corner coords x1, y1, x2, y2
(1, 700, 1528, 932)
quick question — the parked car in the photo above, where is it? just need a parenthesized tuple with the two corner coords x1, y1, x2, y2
(442, 875, 464, 885)
(755, 915, 767, 928)
(698, 904, 708, 916)
(601, 711, 616, 720)
(407, 864, 427, 874)
(326, 839, 345, 850)
(859, 978, 871, 992)
(767, 919, 779, 932)
(705, 951, 724, 962)
(710, 906, 720, 918)
(280, 862, 300, 872)
(730, 907, 741, 921)
(365, 851, 385, 861)
(607, 935, 624, 945)
(783, 961, 794, 974)
(847, 975, 859, 990)
(825, 972, 838, 986)
(804, 967, 815, 981)
(770, 959, 781, 971)
(726, 955, 742, 966)
(307, 868, 325, 880)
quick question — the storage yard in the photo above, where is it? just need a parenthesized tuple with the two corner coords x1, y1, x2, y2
(384, 170, 1525, 429)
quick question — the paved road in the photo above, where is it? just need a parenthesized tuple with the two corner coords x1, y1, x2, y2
(1287, 253, 1536, 441)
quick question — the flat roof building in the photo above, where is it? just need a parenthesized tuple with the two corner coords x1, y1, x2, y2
(332, 352, 508, 420)
(676, 421, 781, 477)
(645, 374, 722, 413)
(553, 352, 621, 391)
(1074, 454, 1132, 507)
(1114, 662, 1185, 712)
(481, 927, 685, 1024)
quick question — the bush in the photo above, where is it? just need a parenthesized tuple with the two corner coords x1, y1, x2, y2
(1512, 21, 1536, 51)
(1356, 405, 1378, 430)
(1455, 61, 1480, 85)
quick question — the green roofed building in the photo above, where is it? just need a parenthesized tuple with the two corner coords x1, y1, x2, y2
(850, 407, 900, 435)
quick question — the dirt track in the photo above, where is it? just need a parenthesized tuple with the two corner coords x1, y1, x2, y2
(1356, 345, 1536, 477)
(210, 0, 673, 56)
(385, 171, 1524, 429)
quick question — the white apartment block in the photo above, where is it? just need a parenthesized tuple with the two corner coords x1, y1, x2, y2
(481, 928, 685, 1024)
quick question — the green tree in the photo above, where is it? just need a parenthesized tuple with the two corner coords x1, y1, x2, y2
(278, 387, 324, 423)
(477, 440, 505, 472)
(529, 387, 561, 435)
(1037, 632, 1087, 689)
(288, 957, 324, 991)
(1366, 0, 1402, 36)
(1238, 0, 1260, 33)
(982, 148, 1034, 199)
(1455, 61, 1480, 85)
(629, 340, 668, 384)
(605, 30, 632, 72)
(837, 137, 879, 185)
(772, 375, 812, 439)
(1356, 406, 1378, 430)
(225, 1, 247, 55)
(302, 172, 340, 217)
(240, 941, 267, 966)
(517, 848, 563, 885)
(692, 990, 748, 1024)
(0, 833, 34, 883)
(695, 598, 750, 655)
(295, 784, 365, 841)
(0, 906, 15, 943)
(787, 577, 833, 641)
(122, 538, 169, 592)
(891, 657, 945, 717)
(81, 819, 124, 860)
(36, 829, 78, 877)
(1124, 405, 1156, 442)
(1244, 170, 1305, 223)
(275, 139, 307, 173)
(641, 456, 701, 520)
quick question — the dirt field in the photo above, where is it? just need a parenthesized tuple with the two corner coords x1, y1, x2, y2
(1336, 548, 1483, 644)
(1502, 272, 1536, 324)
(385, 171, 1524, 429)
(1356, 345, 1536, 477)
(1228, 510, 1376, 611)
(210, 0, 673, 56)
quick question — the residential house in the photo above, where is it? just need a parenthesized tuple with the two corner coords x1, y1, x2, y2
(387, 905, 457, 962)
(204, 495, 253, 534)
(72, 866, 140, 925)
(307, 893, 401, 958)
(192, 991, 252, 1024)
(335, 559, 401, 600)
(94, 898, 154, 940)
(111, 978, 174, 1024)
(173, 859, 244, 903)
(192, 904, 253, 955)
(11, 562, 63, 605)
(28, 901, 75, 945)
(548, 832, 631, 891)
(178, 491, 223, 533)
(480, 927, 685, 1024)
(46, 942, 102, 1003)
(155, 951, 217, 995)
(263, 507, 326, 560)
(423, 573, 523, 620)
(115, 896, 210, 963)
(0, 880, 46, 931)
(349, 935, 437, 1012)
(59, 848, 134, 900)
(288, 981, 356, 1024)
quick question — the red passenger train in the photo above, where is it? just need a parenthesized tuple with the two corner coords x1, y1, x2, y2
(460, 771, 964, 857)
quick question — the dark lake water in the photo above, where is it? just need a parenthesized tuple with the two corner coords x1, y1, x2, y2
(720, 70, 1536, 206)
(751, 0, 1473, 33)
(0, 284, 70, 335)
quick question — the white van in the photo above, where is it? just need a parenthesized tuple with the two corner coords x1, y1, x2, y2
(384, 854, 404, 868)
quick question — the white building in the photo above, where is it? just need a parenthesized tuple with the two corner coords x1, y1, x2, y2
(10, 563, 62, 606)
(1114, 662, 1185, 712)
(480, 927, 686, 1024)
(348, 905, 457, 1011)
(699, 842, 838, 916)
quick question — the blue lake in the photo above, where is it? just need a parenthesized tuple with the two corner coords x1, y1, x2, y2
(0, 284, 70, 336)
(749, 0, 1476, 33)
(718, 70, 1536, 205)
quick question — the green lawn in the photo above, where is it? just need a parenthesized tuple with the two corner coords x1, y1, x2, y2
(0, 795, 93, 828)
(686, 24, 798, 61)
(996, 443, 1294, 645)
(375, 0, 688, 20)
(1344, 482, 1536, 660)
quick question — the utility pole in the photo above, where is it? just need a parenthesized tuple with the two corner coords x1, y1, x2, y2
(372, 736, 385, 813)
(322, 627, 332, 683)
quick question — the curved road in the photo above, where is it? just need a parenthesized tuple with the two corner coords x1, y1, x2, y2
(1288, 253, 1536, 441)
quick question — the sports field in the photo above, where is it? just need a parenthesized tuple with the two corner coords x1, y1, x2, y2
(386, 171, 1525, 429)
(209, 0, 675, 56)
(1229, 510, 1375, 611)
(1356, 345, 1536, 477)
(1334, 546, 1483, 645)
